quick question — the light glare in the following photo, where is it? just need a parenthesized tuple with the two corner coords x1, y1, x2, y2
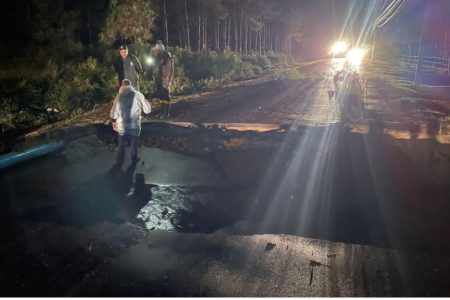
(330, 41, 348, 55)
(346, 48, 366, 70)
(146, 56, 155, 66)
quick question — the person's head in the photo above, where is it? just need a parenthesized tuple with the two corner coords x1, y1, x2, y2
(119, 45, 128, 59)
(119, 79, 133, 93)
(151, 40, 165, 55)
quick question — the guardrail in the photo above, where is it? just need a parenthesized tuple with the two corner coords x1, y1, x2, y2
(399, 55, 450, 76)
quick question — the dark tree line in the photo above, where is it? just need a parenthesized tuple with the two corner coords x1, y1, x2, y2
(155, 0, 305, 55)
(0, 0, 306, 65)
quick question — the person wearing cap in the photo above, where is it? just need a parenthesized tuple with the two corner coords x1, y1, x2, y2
(113, 45, 144, 91)
(110, 79, 151, 166)
(152, 40, 174, 118)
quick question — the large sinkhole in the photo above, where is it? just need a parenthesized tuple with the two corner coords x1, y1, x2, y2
(1, 122, 450, 253)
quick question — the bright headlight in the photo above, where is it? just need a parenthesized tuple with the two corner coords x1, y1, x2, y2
(346, 48, 366, 70)
(330, 41, 348, 55)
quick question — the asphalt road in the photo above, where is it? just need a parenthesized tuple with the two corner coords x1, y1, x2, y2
(1, 59, 450, 296)
(164, 59, 344, 125)
(151, 58, 450, 134)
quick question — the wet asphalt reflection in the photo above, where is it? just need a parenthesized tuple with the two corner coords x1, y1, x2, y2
(1, 127, 450, 253)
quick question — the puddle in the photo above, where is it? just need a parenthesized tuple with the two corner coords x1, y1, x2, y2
(135, 185, 252, 232)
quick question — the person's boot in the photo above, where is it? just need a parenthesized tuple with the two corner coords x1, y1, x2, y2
(116, 156, 124, 167)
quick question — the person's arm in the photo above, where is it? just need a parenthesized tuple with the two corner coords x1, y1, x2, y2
(110, 94, 121, 119)
(137, 92, 152, 115)
(110, 94, 121, 131)
(132, 55, 144, 75)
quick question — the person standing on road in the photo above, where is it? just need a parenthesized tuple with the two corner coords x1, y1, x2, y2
(110, 79, 151, 166)
(113, 45, 144, 91)
(326, 76, 335, 101)
(152, 40, 174, 118)
(333, 70, 343, 91)
(346, 72, 363, 122)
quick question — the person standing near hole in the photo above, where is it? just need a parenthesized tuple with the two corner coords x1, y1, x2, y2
(152, 40, 174, 118)
(110, 79, 151, 166)
(114, 45, 144, 91)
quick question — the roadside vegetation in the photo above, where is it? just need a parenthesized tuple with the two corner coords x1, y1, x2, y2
(0, 51, 294, 145)
(1, 0, 303, 151)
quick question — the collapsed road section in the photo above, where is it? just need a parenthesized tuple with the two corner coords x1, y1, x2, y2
(1, 121, 450, 296)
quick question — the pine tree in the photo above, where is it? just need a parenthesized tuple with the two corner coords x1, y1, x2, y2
(100, 0, 156, 48)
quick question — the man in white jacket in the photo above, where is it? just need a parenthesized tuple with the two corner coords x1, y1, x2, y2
(110, 79, 151, 166)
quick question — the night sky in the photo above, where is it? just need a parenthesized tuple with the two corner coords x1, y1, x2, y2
(0, 0, 385, 58)
(1, 0, 449, 62)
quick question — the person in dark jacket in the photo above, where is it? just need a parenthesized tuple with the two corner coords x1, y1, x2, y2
(113, 45, 144, 91)
(152, 41, 174, 118)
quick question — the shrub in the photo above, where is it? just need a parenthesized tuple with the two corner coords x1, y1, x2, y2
(0, 48, 294, 151)
(172, 48, 243, 82)
(0, 57, 116, 148)
(267, 51, 285, 66)
(45, 57, 116, 113)
(274, 68, 305, 80)
(241, 52, 296, 70)
(236, 62, 257, 79)
(242, 54, 260, 67)
(257, 55, 271, 69)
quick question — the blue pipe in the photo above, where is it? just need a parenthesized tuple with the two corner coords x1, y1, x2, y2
(0, 141, 64, 170)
